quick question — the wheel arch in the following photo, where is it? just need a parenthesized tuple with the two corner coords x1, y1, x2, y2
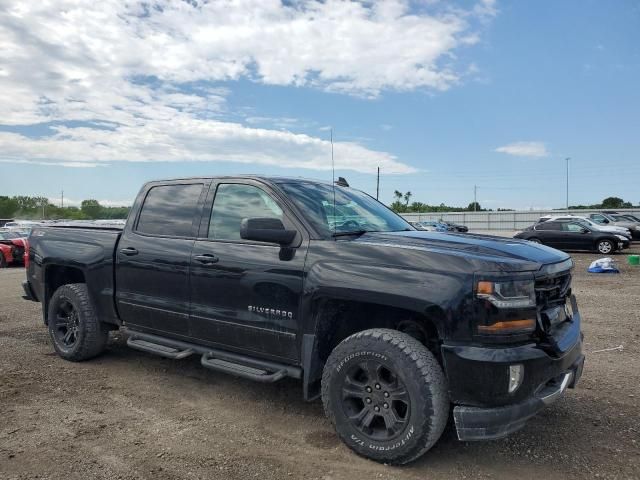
(302, 296, 446, 401)
(43, 264, 86, 324)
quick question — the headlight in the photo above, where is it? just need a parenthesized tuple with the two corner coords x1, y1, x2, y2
(476, 279, 536, 309)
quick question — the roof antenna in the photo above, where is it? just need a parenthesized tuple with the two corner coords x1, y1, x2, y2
(331, 127, 336, 236)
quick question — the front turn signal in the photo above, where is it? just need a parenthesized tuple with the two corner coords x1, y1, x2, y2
(477, 319, 536, 335)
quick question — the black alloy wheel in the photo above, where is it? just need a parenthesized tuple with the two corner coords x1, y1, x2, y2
(341, 360, 410, 441)
(52, 298, 80, 348)
(47, 283, 109, 361)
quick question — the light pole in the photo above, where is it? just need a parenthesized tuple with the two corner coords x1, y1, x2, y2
(565, 157, 570, 210)
(474, 185, 478, 211)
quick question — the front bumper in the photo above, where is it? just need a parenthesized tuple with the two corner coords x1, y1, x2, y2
(452, 355, 584, 440)
(442, 296, 584, 441)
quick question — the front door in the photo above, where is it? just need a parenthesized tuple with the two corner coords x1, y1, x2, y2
(116, 181, 207, 337)
(560, 222, 593, 250)
(189, 181, 307, 361)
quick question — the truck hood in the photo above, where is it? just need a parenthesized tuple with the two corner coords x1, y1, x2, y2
(352, 231, 569, 272)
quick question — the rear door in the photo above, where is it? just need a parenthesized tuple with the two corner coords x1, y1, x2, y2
(115, 180, 208, 337)
(534, 221, 563, 247)
(189, 180, 308, 361)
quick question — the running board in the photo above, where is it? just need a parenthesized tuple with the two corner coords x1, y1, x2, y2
(201, 353, 287, 383)
(126, 337, 194, 360)
(122, 328, 301, 382)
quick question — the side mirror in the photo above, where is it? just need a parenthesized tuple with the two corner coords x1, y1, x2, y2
(581, 228, 590, 234)
(240, 218, 296, 245)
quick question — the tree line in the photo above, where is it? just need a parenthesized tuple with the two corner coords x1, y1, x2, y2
(0, 196, 130, 220)
(390, 190, 493, 213)
(389, 191, 638, 214)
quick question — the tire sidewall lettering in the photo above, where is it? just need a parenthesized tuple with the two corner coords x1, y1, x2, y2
(350, 425, 415, 452)
(336, 351, 388, 373)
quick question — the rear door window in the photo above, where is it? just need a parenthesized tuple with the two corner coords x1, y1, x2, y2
(136, 184, 203, 237)
(536, 221, 561, 231)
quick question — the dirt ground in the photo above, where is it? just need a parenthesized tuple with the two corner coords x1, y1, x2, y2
(1, 249, 639, 480)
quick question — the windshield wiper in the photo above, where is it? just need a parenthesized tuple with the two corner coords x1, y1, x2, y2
(332, 229, 373, 237)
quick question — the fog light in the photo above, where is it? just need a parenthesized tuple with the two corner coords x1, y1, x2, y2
(509, 364, 524, 393)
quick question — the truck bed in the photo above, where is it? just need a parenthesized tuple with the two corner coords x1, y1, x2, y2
(27, 225, 123, 325)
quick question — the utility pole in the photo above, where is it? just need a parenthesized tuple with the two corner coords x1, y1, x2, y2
(61, 189, 64, 208)
(565, 157, 570, 210)
(474, 185, 477, 211)
(376, 167, 380, 200)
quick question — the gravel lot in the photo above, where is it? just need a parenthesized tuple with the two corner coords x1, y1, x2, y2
(1, 249, 639, 480)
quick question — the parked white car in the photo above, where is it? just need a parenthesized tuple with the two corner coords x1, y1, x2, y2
(538, 215, 632, 239)
(3, 220, 42, 231)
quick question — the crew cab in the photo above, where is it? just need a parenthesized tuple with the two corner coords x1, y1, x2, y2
(23, 176, 584, 464)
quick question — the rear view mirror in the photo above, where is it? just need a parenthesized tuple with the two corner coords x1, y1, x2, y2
(240, 218, 296, 245)
(581, 228, 589, 234)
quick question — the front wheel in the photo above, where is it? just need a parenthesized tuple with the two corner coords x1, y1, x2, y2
(321, 329, 449, 465)
(47, 283, 109, 361)
(596, 239, 615, 254)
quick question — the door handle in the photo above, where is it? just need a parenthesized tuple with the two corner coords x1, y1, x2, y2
(120, 247, 138, 256)
(194, 254, 219, 264)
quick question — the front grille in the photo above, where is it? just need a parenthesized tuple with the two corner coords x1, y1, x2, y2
(535, 271, 571, 308)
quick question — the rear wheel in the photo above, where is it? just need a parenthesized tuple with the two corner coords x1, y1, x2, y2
(322, 329, 449, 465)
(47, 283, 109, 361)
(596, 239, 614, 254)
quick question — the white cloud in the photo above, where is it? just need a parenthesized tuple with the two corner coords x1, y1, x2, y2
(495, 141, 549, 158)
(0, 1, 495, 173)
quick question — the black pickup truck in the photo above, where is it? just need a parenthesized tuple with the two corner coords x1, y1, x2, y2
(23, 176, 584, 464)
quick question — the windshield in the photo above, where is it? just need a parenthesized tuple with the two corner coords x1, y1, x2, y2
(279, 182, 412, 237)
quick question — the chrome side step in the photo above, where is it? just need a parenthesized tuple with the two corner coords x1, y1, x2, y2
(122, 328, 301, 383)
(127, 337, 194, 359)
(201, 353, 287, 383)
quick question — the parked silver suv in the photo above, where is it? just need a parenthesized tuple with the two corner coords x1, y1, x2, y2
(588, 213, 640, 239)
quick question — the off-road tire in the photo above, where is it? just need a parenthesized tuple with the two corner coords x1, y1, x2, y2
(596, 239, 614, 254)
(322, 328, 449, 465)
(47, 283, 109, 361)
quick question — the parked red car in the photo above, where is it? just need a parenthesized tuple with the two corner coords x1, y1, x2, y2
(0, 232, 27, 267)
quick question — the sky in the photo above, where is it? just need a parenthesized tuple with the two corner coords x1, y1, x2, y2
(0, 0, 639, 210)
